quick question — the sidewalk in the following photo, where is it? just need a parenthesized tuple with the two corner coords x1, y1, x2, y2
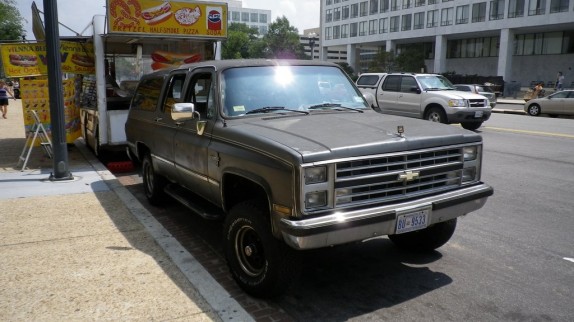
(0, 100, 252, 321)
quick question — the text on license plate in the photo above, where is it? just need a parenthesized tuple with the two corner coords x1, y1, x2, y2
(474, 111, 483, 118)
(395, 209, 429, 234)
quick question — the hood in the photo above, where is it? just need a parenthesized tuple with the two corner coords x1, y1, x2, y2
(224, 110, 482, 163)
(428, 90, 488, 100)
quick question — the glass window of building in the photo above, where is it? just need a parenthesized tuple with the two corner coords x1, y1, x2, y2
(528, 0, 546, 15)
(550, 0, 569, 12)
(259, 14, 267, 23)
(342, 24, 349, 37)
(334, 7, 341, 20)
(370, 0, 379, 14)
(441, 7, 454, 26)
(359, 21, 367, 36)
(379, 18, 388, 32)
(325, 27, 332, 40)
(414, 12, 425, 29)
(415, 0, 426, 6)
(508, 0, 525, 17)
(335, 0, 341, 3)
(259, 25, 268, 35)
(472, 3, 487, 22)
(428, 0, 438, 4)
(369, 19, 377, 34)
(250, 13, 258, 22)
(391, 0, 400, 10)
(360, 1, 369, 16)
(333, 25, 341, 39)
(351, 3, 359, 17)
(350, 22, 358, 37)
(456, 5, 469, 24)
(327, 0, 333, 5)
(231, 11, 240, 21)
(427, 9, 439, 27)
(489, 0, 505, 20)
(381, 0, 390, 12)
(390, 15, 400, 32)
(241, 12, 249, 22)
(343, 5, 350, 19)
(543, 32, 563, 54)
(401, 14, 412, 30)
(403, 0, 413, 9)
(326, 9, 333, 22)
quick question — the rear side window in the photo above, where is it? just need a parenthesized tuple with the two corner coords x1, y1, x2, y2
(357, 75, 380, 86)
(456, 86, 471, 92)
(382, 75, 401, 92)
(131, 77, 164, 112)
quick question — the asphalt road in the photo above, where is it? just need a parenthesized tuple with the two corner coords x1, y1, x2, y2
(116, 112, 574, 321)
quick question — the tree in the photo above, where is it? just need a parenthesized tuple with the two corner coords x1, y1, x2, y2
(336, 62, 355, 78)
(368, 49, 396, 73)
(0, 0, 26, 41)
(222, 23, 261, 59)
(394, 44, 426, 73)
(263, 16, 305, 59)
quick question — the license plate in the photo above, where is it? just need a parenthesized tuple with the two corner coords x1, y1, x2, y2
(395, 208, 429, 234)
(474, 111, 483, 118)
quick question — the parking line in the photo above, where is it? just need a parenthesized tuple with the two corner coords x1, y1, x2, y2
(484, 126, 574, 139)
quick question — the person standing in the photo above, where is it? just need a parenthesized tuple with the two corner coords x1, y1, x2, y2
(556, 72, 565, 91)
(0, 80, 17, 119)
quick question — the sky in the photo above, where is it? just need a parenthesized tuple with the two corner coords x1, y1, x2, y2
(15, 0, 321, 41)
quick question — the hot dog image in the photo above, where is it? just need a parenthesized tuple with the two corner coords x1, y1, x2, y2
(142, 1, 172, 25)
(151, 50, 202, 70)
(71, 53, 95, 67)
(9, 54, 38, 67)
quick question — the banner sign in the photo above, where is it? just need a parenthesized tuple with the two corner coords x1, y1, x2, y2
(107, 0, 227, 38)
(0, 42, 95, 77)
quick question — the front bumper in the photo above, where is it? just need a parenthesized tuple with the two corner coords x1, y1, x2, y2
(448, 108, 492, 123)
(279, 183, 493, 250)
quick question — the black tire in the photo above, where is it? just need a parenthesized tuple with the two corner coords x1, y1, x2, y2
(223, 200, 300, 298)
(527, 104, 541, 116)
(425, 107, 447, 124)
(388, 218, 457, 252)
(461, 121, 483, 131)
(141, 154, 167, 205)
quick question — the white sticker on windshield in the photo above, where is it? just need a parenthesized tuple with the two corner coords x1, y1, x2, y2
(233, 105, 246, 112)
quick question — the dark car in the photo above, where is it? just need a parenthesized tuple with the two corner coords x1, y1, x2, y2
(454, 84, 497, 108)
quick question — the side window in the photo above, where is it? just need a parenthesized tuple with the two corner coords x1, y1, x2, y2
(186, 72, 213, 118)
(400, 76, 418, 93)
(357, 75, 380, 86)
(382, 75, 401, 92)
(457, 86, 471, 92)
(131, 77, 164, 112)
(162, 73, 186, 114)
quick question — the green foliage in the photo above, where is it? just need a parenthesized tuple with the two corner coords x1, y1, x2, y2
(263, 16, 305, 59)
(368, 49, 396, 73)
(394, 44, 426, 73)
(0, 0, 26, 41)
(336, 62, 355, 78)
(222, 23, 262, 59)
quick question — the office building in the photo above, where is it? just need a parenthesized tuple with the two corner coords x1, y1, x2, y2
(226, 0, 272, 35)
(320, 0, 574, 87)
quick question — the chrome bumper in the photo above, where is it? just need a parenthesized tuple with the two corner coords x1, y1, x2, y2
(279, 183, 493, 250)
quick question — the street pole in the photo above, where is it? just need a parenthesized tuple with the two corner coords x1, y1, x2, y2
(44, 0, 73, 181)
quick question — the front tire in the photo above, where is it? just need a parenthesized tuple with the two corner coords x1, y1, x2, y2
(142, 154, 167, 205)
(388, 218, 457, 252)
(223, 200, 300, 298)
(527, 104, 541, 116)
(461, 121, 483, 131)
(425, 107, 447, 124)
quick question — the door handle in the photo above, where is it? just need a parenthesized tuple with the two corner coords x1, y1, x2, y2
(154, 117, 163, 122)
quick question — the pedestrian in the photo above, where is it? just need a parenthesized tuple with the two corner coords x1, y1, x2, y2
(556, 72, 564, 91)
(0, 80, 17, 119)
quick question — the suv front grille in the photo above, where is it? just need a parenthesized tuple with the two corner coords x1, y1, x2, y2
(469, 99, 487, 107)
(334, 147, 464, 207)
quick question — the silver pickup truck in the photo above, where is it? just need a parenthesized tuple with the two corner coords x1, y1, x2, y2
(357, 72, 492, 131)
(125, 60, 493, 298)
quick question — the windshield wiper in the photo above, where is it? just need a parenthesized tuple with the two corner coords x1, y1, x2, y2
(245, 106, 309, 115)
(308, 103, 364, 113)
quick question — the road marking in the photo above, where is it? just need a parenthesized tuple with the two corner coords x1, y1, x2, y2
(484, 126, 574, 139)
(564, 257, 574, 263)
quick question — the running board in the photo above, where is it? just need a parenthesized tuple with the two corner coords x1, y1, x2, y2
(164, 184, 224, 220)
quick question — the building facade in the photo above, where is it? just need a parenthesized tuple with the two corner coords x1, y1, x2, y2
(320, 0, 574, 87)
(226, 0, 272, 35)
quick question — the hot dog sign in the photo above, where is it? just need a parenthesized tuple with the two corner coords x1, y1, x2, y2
(107, 0, 227, 38)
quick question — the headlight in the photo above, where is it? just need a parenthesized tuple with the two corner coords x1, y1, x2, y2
(305, 166, 327, 184)
(462, 167, 477, 182)
(463, 146, 477, 161)
(448, 99, 468, 107)
(305, 191, 327, 208)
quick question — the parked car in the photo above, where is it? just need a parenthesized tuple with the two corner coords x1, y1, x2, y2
(454, 84, 497, 108)
(524, 90, 574, 116)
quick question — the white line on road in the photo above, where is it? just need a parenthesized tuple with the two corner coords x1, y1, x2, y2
(563, 257, 574, 263)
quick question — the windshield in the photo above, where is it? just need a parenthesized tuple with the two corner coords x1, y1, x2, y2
(221, 65, 368, 117)
(418, 75, 455, 91)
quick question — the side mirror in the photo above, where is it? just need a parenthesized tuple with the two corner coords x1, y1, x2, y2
(172, 102, 195, 121)
(362, 92, 376, 109)
(410, 86, 421, 94)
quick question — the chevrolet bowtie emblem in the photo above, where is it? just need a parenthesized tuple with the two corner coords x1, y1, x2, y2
(398, 170, 420, 182)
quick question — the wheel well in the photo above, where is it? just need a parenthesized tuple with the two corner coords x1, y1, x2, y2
(423, 103, 445, 118)
(135, 143, 150, 161)
(222, 174, 269, 214)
